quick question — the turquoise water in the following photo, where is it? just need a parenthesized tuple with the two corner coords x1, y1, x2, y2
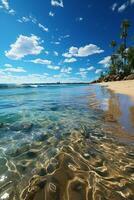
(0, 84, 134, 200)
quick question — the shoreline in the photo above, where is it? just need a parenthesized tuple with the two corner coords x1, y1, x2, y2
(99, 80, 134, 100)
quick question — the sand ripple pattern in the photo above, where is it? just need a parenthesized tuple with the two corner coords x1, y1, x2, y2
(20, 130, 134, 200)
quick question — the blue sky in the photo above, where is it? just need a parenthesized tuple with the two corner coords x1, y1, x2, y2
(0, 0, 134, 83)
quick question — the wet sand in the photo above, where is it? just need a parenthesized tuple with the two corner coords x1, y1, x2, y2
(20, 130, 134, 200)
(99, 80, 134, 100)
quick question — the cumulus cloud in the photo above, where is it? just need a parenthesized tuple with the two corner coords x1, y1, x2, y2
(1, 0, 15, 15)
(64, 58, 77, 63)
(63, 44, 104, 58)
(47, 65, 60, 70)
(5, 35, 44, 60)
(131, 0, 134, 4)
(51, 0, 64, 7)
(30, 58, 52, 65)
(99, 56, 111, 68)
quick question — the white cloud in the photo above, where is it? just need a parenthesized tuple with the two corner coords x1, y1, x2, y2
(4, 63, 12, 68)
(131, 0, 134, 4)
(118, 3, 128, 12)
(76, 66, 94, 78)
(38, 23, 49, 32)
(78, 44, 104, 57)
(63, 35, 70, 38)
(95, 69, 102, 74)
(53, 74, 61, 78)
(8, 9, 15, 15)
(18, 15, 37, 24)
(18, 17, 30, 23)
(0, 73, 54, 84)
(47, 65, 60, 70)
(51, 41, 60, 45)
(62, 53, 72, 58)
(79, 68, 86, 72)
(76, 71, 87, 78)
(99, 56, 111, 68)
(5, 35, 44, 60)
(63, 44, 104, 58)
(30, 58, 52, 65)
(1, 0, 9, 9)
(51, 0, 64, 7)
(45, 51, 49, 55)
(87, 66, 95, 71)
(111, 3, 118, 11)
(54, 51, 58, 56)
(18, 16, 48, 32)
(1, 0, 15, 15)
(64, 58, 77, 63)
(61, 67, 72, 74)
(77, 17, 83, 21)
(3, 67, 26, 73)
(79, 66, 95, 72)
(49, 11, 55, 16)
(58, 35, 70, 42)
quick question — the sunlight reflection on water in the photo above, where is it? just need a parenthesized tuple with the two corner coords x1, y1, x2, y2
(0, 84, 133, 199)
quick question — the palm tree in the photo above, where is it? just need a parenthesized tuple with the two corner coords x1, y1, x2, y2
(120, 20, 130, 67)
(121, 19, 130, 49)
(117, 44, 126, 74)
(127, 47, 134, 73)
(110, 40, 117, 54)
(109, 40, 117, 74)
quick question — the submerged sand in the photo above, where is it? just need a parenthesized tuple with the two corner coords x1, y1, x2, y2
(99, 80, 134, 100)
(3, 84, 134, 200)
(20, 126, 134, 200)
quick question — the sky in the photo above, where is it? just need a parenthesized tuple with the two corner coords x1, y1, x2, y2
(0, 0, 134, 83)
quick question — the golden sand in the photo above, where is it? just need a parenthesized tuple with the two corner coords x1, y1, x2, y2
(99, 80, 134, 100)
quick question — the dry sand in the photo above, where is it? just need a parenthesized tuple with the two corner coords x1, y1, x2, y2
(99, 80, 134, 100)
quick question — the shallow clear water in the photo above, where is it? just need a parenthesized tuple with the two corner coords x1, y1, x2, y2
(0, 84, 134, 200)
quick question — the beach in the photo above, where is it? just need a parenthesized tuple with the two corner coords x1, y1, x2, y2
(99, 80, 134, 100)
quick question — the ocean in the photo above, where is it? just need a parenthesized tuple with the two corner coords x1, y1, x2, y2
(0, 84, 134, 200)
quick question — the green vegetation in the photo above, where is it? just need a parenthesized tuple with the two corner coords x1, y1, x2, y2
(98, 20, 134, 83)
(109, 19, 134, 77)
